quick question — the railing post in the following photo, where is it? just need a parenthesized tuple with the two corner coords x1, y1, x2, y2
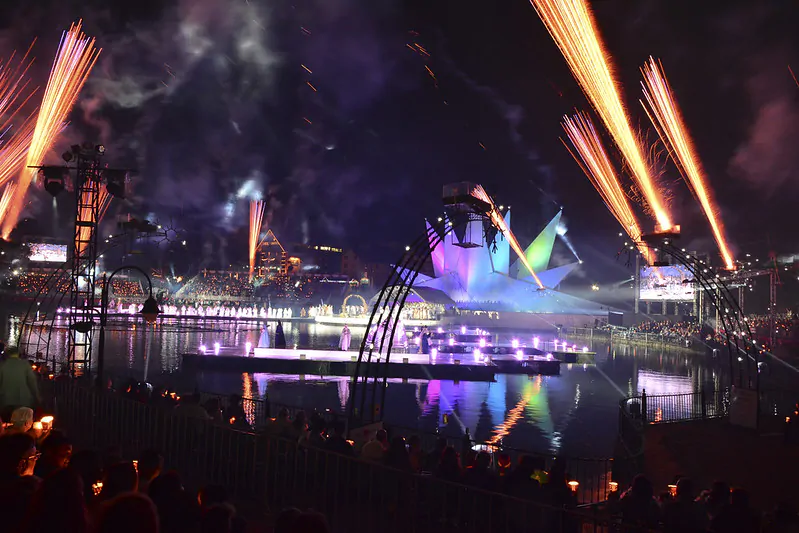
(700, 388, 707, 419)
(641, 389, 647, 424)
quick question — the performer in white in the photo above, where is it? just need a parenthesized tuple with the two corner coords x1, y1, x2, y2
(339, 325, 352, 351)
(258, 324, 270, 348)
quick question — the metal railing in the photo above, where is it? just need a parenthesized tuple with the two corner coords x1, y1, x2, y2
(194, 390, 614, 504)
(47, 379, 648, 532)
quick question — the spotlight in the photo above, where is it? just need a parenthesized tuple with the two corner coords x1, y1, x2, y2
(62, 151, 73, 163)
(39, 166, 67, 197)
(104, 169, 127, 198)
(95, 144, 106, 154)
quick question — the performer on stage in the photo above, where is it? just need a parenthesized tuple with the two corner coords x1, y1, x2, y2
(339, 325, 352, 351)
(258, 324, 270, 348)
(419, 326, 431, 354)
(275, 321, 287, 349)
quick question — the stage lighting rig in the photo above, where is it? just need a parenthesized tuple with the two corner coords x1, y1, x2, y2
(39, 166, 67, 197)
(104, 169, 127, 199)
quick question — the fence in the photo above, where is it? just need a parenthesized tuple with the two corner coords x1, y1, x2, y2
(564, 327, 701, 351)
(45, 379, 651, 533)
(194, 390, 614, 504)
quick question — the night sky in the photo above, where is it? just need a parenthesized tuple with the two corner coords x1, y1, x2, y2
(1, 0, 798, 291)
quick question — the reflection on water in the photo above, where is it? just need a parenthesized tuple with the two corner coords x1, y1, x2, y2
(4, 315, 727, 457)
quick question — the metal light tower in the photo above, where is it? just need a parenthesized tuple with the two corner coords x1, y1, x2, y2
(32, 142, 130, 376)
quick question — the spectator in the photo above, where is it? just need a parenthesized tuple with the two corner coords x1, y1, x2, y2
(407, 435, 424, 472)
(201, 504, 235, 533)
(175, 393, 212, 421)
(700, 480, 731, 519)
(138, 449, 164, 494)
(269, 407, 292, 436)
(97, 492, 160, 533)
(7, 406, 34, 435)
(710, 488, 760, 533)
(22, 467, 89, 533)
(463, 451, 496, 492)
(102, 461, 139, 501)
(274, 508, 302, 533)
(424, 437, 447, 473)
(384, 436, 412, 471)
(361, 429, 388, 462)
(617, 474, 660, 528)
(69, 449, 103, 508)
(0, 433, 41, 531)
(661, 477, 708, 533)
(504, 455, 541, 500)
(435, 445, 462, 483)
(204, 397, 224, 423)
(149, 470, 200, 533)
(34, 430, 72, 478)
(0, 347, 40, 415)
(294, 510, 331, 533)
(288, 411, 309, 442)
(225, 395, 249, 430)
(274, 320, 287, 349)
(323, 421, 353, 456)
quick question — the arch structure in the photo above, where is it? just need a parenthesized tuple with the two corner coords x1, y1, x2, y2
(341, 294, 368, 315)
(348, 185, 499, 425)
(639, 232, 759, 390)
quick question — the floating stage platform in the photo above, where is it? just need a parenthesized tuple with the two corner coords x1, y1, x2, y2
(182, 347, 593, 381)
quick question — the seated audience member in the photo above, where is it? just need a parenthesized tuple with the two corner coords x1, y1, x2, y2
(149, 470, 201, 533)
(101, 461, 139, 501)
(661, 477, 708, 533)
(22, 467, 89, 533)
(97, 492, 160, 533)
(0, 433, 41, 532)
(138, 448, 164, 494)
(361, 429, 388, 462)
(198, 484, 246, 533)
(34, 430, 72, 478)
(323, 421, 354, 456)
(710, 488, 760, 533)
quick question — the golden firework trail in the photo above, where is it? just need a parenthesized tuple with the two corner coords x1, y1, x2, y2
(640, 58, 734, 269)
(562, 112, 654, 264)
(249, 199, 266, 281)
(75, 187, 111, 257)
(0, 183, 17, 225)
(1, 21, 101, 238)
(0, 43, 39, 189)
(471, 184, 544, 288)
(529, 0, 672, 231)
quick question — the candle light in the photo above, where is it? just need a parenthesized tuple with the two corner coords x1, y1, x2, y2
(40, 416, 54, 430)
(229, 417, 236, 424)
(33, 421, 43, 431)
(609, 481, 618, 491)
(132, 460, 138, 473)
(92, 482, 103, 496)
(568, 481, 579, 492)
(668, 484, 677, 497)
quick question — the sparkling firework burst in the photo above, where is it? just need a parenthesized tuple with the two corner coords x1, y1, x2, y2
(529, 0, 672, 231)
(470, 184, 544, 288)
(249, 200, 266, 281)
(640, 57, 735, 269)
(0, 183, 17, 226)
(562, 112, 654, 264)
(1, 21, 101, 238)
(0, 43, 39, 189)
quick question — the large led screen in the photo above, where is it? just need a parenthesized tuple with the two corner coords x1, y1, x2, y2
(639, 265, 695, 301)
(28, 243, 67, 263)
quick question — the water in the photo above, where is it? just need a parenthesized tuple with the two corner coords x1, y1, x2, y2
(4, 314, 732, 458)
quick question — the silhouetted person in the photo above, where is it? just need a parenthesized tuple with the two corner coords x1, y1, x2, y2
(34, 430, 72, 479)
(661, 478, 708, 533)
(275, 321, 287, 348)
(97, 492, 160, 533)
(22, 467, 89, 533)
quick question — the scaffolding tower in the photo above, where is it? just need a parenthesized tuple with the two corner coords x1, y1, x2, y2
(67, 148, 104, 375)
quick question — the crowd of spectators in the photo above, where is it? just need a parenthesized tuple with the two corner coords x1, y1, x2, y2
(110, 279, 144, 298)
(175, 272, 254, 300)
(7, 271, 70, 296)
(608, 474, 796, 533)
(626, 321, 701, 339)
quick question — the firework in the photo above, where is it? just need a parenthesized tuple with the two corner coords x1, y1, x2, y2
(0, 183, 16, 226)
(562, 112, 654, 264)
(641, 58, 735, 269)
(470, 185, 544, 288)
(0, 116, 36, 189)
(529, 0, 672, 230)
(1, 21, 101, 239)
(0, 43, 39, 190)
(75, 187, 111, 257)
(249, 200, 266, 281)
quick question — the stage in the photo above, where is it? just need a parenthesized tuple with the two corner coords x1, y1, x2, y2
(181, 346, 572, 381)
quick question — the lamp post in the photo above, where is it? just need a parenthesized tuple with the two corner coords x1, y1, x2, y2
(98, 265, 160, 386)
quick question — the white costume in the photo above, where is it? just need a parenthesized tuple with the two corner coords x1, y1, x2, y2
(339, 325, 352, 351)
(258, 326, 270, 348)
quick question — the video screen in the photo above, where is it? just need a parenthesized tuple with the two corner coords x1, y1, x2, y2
(28, 243, 67, 263)
(639, 265, 695, 301)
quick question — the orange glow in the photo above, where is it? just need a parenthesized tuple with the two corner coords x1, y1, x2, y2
(2, 21, 101, 238)
(0, 184, 17, 227)
(641, 58, 735, 269)
(0, 43, 38, 192)
(76, 187, 110, 257)
(529, 0, 671, 230)
(562, 112, 654, 264)
(249, 200, 266, 281)
(471, 185, 544, 288)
